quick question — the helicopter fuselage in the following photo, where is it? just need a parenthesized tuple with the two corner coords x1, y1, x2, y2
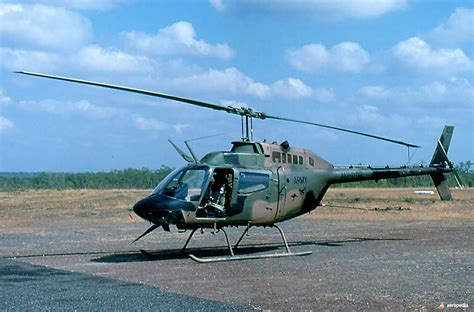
(133, 140, 452, 230)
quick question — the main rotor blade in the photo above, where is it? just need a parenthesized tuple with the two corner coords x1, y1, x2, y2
(15, 71, 234, 113)
(16, 71, 419, 148)
(264, 114, 420, 148)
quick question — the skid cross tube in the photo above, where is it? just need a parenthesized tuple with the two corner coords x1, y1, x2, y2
(181, 228, 198, 253)
(234, 223, 251, 249)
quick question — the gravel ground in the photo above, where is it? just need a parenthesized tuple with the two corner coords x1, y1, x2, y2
(0, 258, 251, 311)
(1, 189, 472, 311)
(1, 218, 472, 311)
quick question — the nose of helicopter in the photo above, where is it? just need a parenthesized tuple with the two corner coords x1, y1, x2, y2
(132, 194, 195, 224)
(132, 196, 154, 221)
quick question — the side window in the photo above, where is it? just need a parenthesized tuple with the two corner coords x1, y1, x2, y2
(238, 172, 270, 194)
(309, 157, 315, 167)
(293, 154, 298, 164)
(298, 156, 304, 165)
(282, 153, 287, 163)
(272, 151, 281, 163)
(287, 154, 292, 164)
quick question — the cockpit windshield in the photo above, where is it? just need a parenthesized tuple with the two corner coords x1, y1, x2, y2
(152, 166, 210, 201)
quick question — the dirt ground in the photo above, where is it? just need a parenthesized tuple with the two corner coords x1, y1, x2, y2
(1, 188, 473, 311)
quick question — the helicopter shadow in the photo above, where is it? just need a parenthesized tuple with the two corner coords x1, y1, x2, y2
(91, 245, 279, 263)
(91, 236, 409, 263)
(290, 236, 410, 248)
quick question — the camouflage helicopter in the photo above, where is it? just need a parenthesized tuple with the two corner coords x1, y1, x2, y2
(17, 71, 462, 263)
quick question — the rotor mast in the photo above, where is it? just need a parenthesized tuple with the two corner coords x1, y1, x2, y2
(238, 107, 263, 141)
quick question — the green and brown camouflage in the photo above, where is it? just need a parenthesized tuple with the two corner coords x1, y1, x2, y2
(174, 126, 454, 229)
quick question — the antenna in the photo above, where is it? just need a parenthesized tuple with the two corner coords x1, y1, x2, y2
(184, 132, 230, 162)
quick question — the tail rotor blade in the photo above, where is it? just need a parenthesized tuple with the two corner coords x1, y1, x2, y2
(452, 168, 464, 189)
(132, 224, 160, 243)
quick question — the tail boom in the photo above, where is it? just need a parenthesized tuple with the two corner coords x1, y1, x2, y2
(329, 125, 456, 201)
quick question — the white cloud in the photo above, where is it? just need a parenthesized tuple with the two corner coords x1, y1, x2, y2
(356, 104, 407, 129)
(0, 116, 14, 133)
(169, 67, 259, 97)
(0, 3, 91, 51)
(210, 0, 407, 20)
(272, 78, 313, 99)
(392, 37, 472, 75)
(18, 99, 121, 118)
(72, 100, 120, 118)
(209, 0, 225, 12)
(0, 89, 12, 107)
(132, 114, 167, 130)
(312, 88, 336, 103)
(287, 42, 370, 73)
(272, 78, 335, 101)
(169, 67, 334, 101)
(361, 78, 473, 105)
(359, 85, 392, 99)
(429, 8, 474, 46)
(246, 82, 272, 99)
(173, 123, 190, 134)
(123, 21, 234, 60)
(75, 45, 155, 73)
(0, 48, 60, 72)
(28, 0, 129, 11)
(415, 78, 474, 103)
(0, 45, 155, 74)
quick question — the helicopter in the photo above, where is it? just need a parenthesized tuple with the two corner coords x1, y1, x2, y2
(16, 71, 462, 263)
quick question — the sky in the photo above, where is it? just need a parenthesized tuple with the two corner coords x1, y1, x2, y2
(0, 0, 473, 172)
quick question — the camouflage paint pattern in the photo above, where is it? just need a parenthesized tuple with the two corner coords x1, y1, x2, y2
(173, 126, 454, 229)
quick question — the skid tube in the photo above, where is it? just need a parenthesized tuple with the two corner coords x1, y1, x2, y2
(184, 224, 312, 263)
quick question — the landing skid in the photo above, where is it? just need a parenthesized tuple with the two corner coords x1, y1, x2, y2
(184, 224, 312, 263)
(189, 251, 312, 263)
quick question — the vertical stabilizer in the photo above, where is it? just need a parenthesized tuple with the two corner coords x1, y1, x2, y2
(430, 126, 455, 200)
(430, 125, 454, 165)
(430, 173, 452, 200)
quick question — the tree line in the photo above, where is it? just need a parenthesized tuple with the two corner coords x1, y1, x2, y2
(0, 167, 174, 191)
(0, 162, 472, 191)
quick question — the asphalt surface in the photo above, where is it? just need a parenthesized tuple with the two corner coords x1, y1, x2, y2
(0, 257, 251, 311)
(1, 217, 472, 311)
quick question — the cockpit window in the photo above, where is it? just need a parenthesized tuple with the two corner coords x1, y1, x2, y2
(237, 171, 270, 194)
(152, 166, 209, 201)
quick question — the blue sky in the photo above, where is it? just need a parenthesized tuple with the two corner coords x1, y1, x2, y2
(0, 0, 473, 172)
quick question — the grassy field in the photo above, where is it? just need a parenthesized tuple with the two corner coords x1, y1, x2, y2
(1, 188, 472, 228)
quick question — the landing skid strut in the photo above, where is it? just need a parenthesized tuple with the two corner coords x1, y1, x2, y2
(184, 224, 312, 263)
